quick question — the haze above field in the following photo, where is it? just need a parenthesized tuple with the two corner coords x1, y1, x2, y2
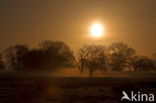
(0, 0, 156, 55)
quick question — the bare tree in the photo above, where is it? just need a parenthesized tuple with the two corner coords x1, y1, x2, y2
(108, 42, 136, 71)
(76, 45, 107, 77)
(85, 45, 107, 76)
(92, 45, 107, 71)
(76, 45, 90, 74)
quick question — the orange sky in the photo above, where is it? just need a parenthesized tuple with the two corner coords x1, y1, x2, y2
(0, 0, 156, 56)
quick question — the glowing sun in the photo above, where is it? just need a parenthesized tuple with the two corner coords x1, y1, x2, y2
(90, 22, 104, 38)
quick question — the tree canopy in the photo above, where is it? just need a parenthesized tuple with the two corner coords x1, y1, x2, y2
(0, 41, 155, 75)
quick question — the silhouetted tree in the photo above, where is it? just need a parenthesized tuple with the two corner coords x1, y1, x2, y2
(152, 52, 156, 69)
(92, 45, 107, 71)
(152, 52, 156, 60)
(76, 45, 107, 77)
(0, 54, 5, 70)
(3, 44, 29, 71)
(22, 49, 46, 71)
(108, 42, 136, 71)
(85, 45, 107, 77)
(134, 56, 155, 71)
(23, 40, 74, 71)
(76, 45, 90, 74)
(39, 40, 74, 69)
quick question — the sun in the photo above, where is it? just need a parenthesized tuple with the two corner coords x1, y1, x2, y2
(90, 22, 104, 38)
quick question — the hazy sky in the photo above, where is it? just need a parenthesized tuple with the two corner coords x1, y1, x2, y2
(0, 0, 156, 55)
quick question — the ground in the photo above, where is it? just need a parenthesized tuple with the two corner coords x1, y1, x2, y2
(0, 71, 156, 103)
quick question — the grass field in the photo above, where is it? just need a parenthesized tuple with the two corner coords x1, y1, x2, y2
(0, 71, 156, 103)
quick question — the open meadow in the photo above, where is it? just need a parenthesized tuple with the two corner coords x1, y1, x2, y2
(0, 71, 156, 103)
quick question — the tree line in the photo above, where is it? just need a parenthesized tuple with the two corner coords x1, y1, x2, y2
(0, 40, 156, 75)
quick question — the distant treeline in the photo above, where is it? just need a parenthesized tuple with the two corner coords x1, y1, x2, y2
(0, 40, 156, 76)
